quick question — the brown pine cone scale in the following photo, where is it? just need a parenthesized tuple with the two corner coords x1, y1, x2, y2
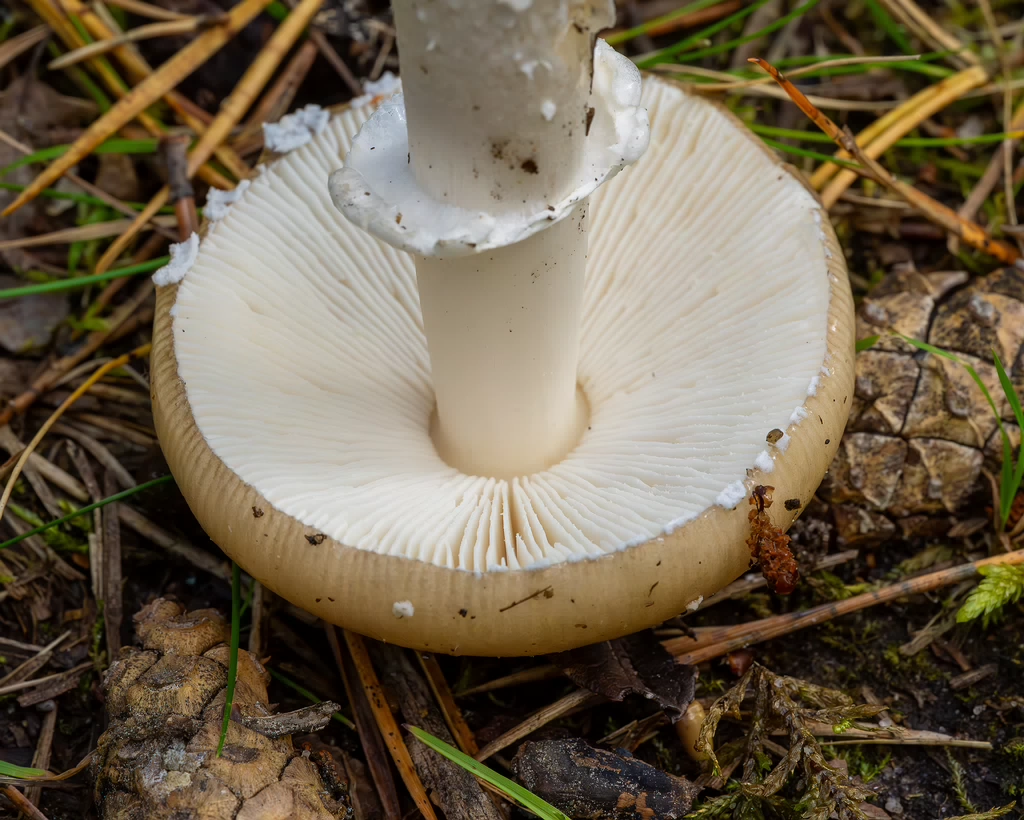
(825, 267, 1024, 543)
(94, 599, 351, 820)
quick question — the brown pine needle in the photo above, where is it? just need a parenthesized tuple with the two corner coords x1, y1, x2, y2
(749, 58, 1021, 266)
(343, 631, 439, 820)
(3, 0, 271, 218)
(236, 38, 319, 146)
(47, 16, 225, 70)
(28, 0, 233, 191)
(100, 0, 188, 21)
(0, 128, 177, 241)
(880, 0, 980, 68)
(0, 216, 176, 250)
(473, 688, 600, 762)
(94, 0, 321, 274)
(664, 545, 1024, 664)
(809, 66, 988, 193)
(0, 25, 50, 73)
(59, 0, 250, 181)
(417, 653, 479, 756)
(0, 343, 152, 524)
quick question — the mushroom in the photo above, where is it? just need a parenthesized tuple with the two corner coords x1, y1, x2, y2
(151, 0, 853, 656)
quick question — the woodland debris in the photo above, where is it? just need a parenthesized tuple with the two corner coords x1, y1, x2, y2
(513, 739, 699, 820)
(93, 599, 351, 819)
(549, 630, 696, 721)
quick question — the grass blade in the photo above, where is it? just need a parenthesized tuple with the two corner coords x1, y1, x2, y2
(217, 562, 242, 757)
(856, 335, 880, 352)
(406, 725, 571, 820)
(673, 0, 823, 63)
(0, 762, 48, 780)
(636, 0, 775, 68)
(760, 137, 863, 169)
(606, 0, 726, 46)
(0, 475, 173, 552)
(0, 257, 169, 300)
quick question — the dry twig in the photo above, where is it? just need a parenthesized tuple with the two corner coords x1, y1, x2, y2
(751, 58, 1021, 265)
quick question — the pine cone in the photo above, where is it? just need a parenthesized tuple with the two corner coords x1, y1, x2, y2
(824, 266, 1024, 543)
(94, 599, 351, 819)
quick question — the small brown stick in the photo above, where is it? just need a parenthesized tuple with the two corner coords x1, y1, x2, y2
(0, 216, 177, 250)
(162, 134, 198, 239)
(307, 27, 361, 97)
(0, 662, 92, 698)
(950, 96, 1024, 255)
(3, 0, 272, 216)
(248, 581, 264, 656)
(100, 0, 188, 20)
(0, 786, 49, 820)
(473, 688, 601, 762)
(0, 26, 50, 73)
(93, 0, 322, 273)
(612, 0, 742, 42)
(235, 38, 319, 149)
(0, 128, 177, 240)
(58, 0, 249, 180)
(343, 631, 439, 820)
(0, 343, 151, 522)
(652, 64, 901, 112)
(817, 66, 989, 208)
(48, 16, 225, 69)
(808, 65, 988, 194)
(325, 627, 402, 820)
(24, 702, 57, 808)
(879, 0, 980, 68)
(457, 664, 565, 697)
(750, 58, 1021, 266)
(665, 546, 1024, 665)
(0, 632, 70, 688)
(101, 471, 123, 657)
(28, 0, 233, 191)
(417, 653, 479, 755)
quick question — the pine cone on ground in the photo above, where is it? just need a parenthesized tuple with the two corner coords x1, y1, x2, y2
(94, 599, 351, 819)
(824, 266, 1024, 544)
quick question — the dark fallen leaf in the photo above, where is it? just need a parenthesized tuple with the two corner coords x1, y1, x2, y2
(0, 275, 70, 353)
(514, 739, 699, 820)
(549, 630, 695, 721)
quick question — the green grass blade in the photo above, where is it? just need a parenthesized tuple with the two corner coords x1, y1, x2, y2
(759, 137, 862, 169)
(606, 0, 726, 46)
(992, 351, 1024, 509)
(0, 257, 169, 300)
(0, 475, 173, 552)
(0, 762, 48, 780)
(636, 0, 775, 68)
(406, 726, 571, 820)
(267, 669, 355, 729)
(675, 0, 823, 63)
(218, 562, 242, 757)
(0, 139, 160, 178)
(863, 0, 916, 54)
(856, 335, 880, 352)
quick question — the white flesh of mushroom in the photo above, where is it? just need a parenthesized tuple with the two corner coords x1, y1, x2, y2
(170, 77, 832, 572)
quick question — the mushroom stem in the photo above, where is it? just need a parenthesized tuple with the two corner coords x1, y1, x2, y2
(393, 0, 611, 477)
(420, 204, 590, 479)
(392, 0, 610, 213)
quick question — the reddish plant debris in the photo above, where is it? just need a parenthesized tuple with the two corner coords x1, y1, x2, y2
(747, 485, 800, 595)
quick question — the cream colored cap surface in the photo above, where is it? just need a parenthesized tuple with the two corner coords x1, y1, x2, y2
(151, 74, 854, 656)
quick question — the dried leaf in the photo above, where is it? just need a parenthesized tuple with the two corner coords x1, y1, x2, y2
(514, 739, 699, 820)
(549, 630, 696, 721)
(0, 275, 70, 354)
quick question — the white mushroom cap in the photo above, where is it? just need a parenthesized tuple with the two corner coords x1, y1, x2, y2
(151, 75, 854, 656)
